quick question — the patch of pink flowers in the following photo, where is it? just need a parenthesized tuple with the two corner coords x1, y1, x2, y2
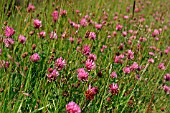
(55, 57, 66, 71)
(47, 69, 59, 82)
(30, 53, 40, 62)
(164, 73, 170, 81)
(85, 59, 96, 71)
(52, 10, 59, 22)
(3, 38, 15, 47)
(109, 83, 119, 95)
(163, 85, 170, 94)
(77, 68, 88, 81)
(123, 66, 131, 74)
(158, 63, 165, 70)
(27, 4, 35, 12)
(5, 26, 15, 37)
(18, 35, 26, 44)
(33, 19, 42, 28)
(66, 101, 81, 113)
(110, 71, 117, 78)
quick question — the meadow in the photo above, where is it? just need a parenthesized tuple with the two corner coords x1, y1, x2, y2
(0, 0, 170, 112)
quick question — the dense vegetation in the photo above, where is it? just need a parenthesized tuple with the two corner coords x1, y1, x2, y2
(0, 0, 170, 112)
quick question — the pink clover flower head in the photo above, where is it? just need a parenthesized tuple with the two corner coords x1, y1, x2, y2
(123, 66, 131, 74)
(50, 31, 58, 39)
(52, 10, 59, 22)
(88, 54, 97, 61)
(33, 19, 42, 28)
(85, 85, 98, 100)
(0, 48, 2, 55)
(122, 31, 127, 37)
(3, 38, 15, 48)
(163, 85, 170, 94)
(116, 24, 123, 31)
(164, 46, 170, 55)
(110, 71, 117, 78)
(149, 52, 155, 56)
(85, 59, 96, 71)
(27, 4, 35, 12)
(60, 9, 67, 16)
(127, 50, 134, 59)
(158, 63, 166, 70)
(5, 26, 15, 37)
(77, 68, 88, 81)
(30, 53, 40, 62)
(109, 83, 119, 95)
(148, 58, 154, 63)
(18, 35, 26, 44)
(39, 31, 46, 38)
(55, 57, 66, 71)
(47, 69, 59, 82)
(69, 37, 74, 43)
(80, 18, 87, 27)
(82, 45, 90, 56)
(89, 32, 96, 40)
(152, 29, 159, 37)
(130, 62, 139, 71)
(66, 101, 81, 113)
(95, 24, 102, 30)
(164, 73, 170, 81)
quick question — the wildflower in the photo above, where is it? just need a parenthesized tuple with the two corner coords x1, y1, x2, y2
(164, 46, 170, 55)
(0, 48, 2, 55)
(85, 85, 98, 100)
(148, 58, 154, 63)
(130, 62, 139, 71)
(149, 52, 155, 56)
(163, 85, 170, 94)
(123, 15, 129, 19)
(88, 54, 97, 61)
(95, 24, 102, 30)
(5, 26, 15, 37)
(89, 32, 96, 40)
(52, 10, 59, 22)
(85, 59, 96, 71)
(123, 66, 131, 74)
(116, 24, 123, 31)
(152, 29, 159, 37)
(47, 69, 59, 82)
(33, 19, 42, 28)
(60, 9, 67, 16)
(30, 53, 40, 62)
(109, 83, 119, 95)
(100, 45, 107, 52)
(82, 45, 90, 56)
(77, 68, 88, 81)
(38, 31, 46, 38)
(50, 31, 58, 39)
(112, 31, 117, 37)
(127, 50, 134, 59)
(3, 38, 15, 48)
(158, 63, 165, 70)
(110, 71, 117, 78)
(66, 101, 81, 113)
(55, 57, 66, 70)
(164, 73, 170, 81)
(122, 31, 127, 37)
(69, 37, 74, 43)
(18, 35, 26, 44)
(80, 18, 87, 27)
(27, 4, 35, 12)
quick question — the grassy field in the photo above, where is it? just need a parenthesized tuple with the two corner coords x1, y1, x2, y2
(0, 0, 170, 112)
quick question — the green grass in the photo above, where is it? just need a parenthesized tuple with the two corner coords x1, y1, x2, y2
(0, 0, 170, 112)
